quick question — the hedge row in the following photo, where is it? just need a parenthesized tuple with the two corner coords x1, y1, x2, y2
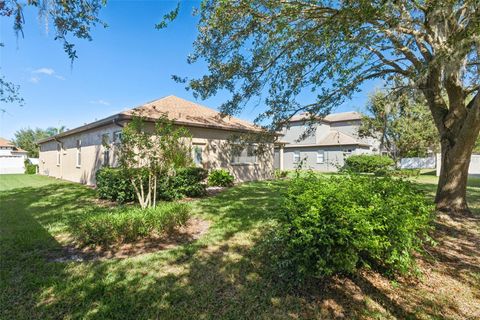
(96, 167, 209, 203)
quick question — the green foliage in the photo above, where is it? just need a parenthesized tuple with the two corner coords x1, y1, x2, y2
(117, 116, 193, 208)
(69, 202, 191, 246)
(274, 169, 289, 179)
(162, 167, 208, 199)
(342, 155, 394, 175)
(96, 167, 139, 203)
(24, 160, 37, 175)
(207, 169, 234, 187)
(279, 173, 434, 278)
(359, 89, 439, 159)
(96, 167, 207, 203)
(391, 169, 421, 178)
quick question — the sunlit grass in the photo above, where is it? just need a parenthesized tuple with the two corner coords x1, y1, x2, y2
(0, 174, 478, 319)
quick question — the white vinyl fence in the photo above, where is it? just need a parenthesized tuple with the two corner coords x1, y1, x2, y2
(436, 154, 480, 176)
(400, 157, 436, 169)
(0, 157, 25, 174)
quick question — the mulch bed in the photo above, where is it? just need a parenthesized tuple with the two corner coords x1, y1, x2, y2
(48, 217, 211, 262)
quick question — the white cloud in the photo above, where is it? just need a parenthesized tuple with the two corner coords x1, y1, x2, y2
(29, 76, 40, 84)
(33, 68, 55, 75)
(90, 99, 111, 106)
(29, 67, 65, 83)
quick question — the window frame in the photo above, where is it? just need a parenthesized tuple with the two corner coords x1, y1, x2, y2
(293, 150, 300, 163)
(76, 139, 82, 168)
(317, 150, 325, 164)
(193, 145, 203, 166)
(231, 143, 257, 165)
(56, 143, 62, 166)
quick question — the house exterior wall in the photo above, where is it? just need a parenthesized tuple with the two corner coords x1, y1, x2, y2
(282, 145, 371, 171)
(330, 120, 362, 137)
(39, 122, 274, 185)
(281, 122, 317, 144)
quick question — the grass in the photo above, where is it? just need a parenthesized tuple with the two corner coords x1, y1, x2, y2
(1, 174, 479, 319)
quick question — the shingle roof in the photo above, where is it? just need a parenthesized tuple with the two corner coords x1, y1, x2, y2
(0, 137, 15, 148)
(0, 137, 27, 152)
(290, 111, 363, 123)
(317, 130, 367, 146)
(37, 95, 263, 144)
(122, 95, 260, 132)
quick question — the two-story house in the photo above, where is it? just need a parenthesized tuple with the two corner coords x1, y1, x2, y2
(275, 111, 380, 171)
(0, 137, 29, 174)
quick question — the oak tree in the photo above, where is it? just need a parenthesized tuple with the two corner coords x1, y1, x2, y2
(178, 0, 480, 213)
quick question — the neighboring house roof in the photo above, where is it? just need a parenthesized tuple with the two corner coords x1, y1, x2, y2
(38, 95, 263, 144)
(290, 111, 363, 123)
(284, 130, 370, 148)
(0, 137, 15, 148)
(0, 137, 27, 152)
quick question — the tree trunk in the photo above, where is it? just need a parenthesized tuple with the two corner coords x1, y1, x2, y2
(435, 141, 472, 214)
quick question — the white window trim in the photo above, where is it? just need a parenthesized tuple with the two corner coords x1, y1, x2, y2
(76, 140, 82, 168)
(293, 151, 300, 163)
(193, 145, 203, 166)
(317, 150, 325, 164)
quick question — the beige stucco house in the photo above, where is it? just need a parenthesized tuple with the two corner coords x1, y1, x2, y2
(38, 95, 274, 185)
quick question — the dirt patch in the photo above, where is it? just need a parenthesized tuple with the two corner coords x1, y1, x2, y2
(48, 217, 211, 262)
(310, 212, 480, 319)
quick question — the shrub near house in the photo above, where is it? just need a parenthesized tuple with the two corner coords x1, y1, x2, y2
(96, 167, 208, 203)
(278, 172, 433, 278)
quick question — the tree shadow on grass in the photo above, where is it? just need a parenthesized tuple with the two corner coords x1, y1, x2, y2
(2, 179, 479, 319)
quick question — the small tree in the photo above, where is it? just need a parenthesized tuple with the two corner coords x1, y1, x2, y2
(117, 116, 192, 209)
(359, 89, 439, 161)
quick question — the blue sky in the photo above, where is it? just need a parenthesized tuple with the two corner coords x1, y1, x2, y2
(0, 0, 380, 140)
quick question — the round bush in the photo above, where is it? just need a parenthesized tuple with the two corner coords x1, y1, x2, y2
(342, 154, 395, 174)
(280, 173, 433, 277)
(207, 169, 234, 187)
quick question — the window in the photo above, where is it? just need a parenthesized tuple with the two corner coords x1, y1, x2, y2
(56, 143, 61, 166)
(113, 131, 123, 144)
(293, 151, 300, 163)
(102, 134, 110, 166)
(193, 145, 203, 166)
(232, 144, 257, 164)
(76, 140, 82, 167)
(317, 150, 325, 163)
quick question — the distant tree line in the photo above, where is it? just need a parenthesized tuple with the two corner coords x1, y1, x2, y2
(13, 126, 66, 158)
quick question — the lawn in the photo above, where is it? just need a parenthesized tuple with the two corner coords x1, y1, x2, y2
(1, 174, 479, 319)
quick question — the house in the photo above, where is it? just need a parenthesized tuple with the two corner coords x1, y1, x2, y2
(275, 111, 380, 171)
(0, 137, 29, 174)
(37, 95, 274, 185)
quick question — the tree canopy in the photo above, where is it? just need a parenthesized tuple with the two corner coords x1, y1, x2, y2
(174, 0, 480, 213)
(359, 89, 439, 160)
(0, 0, 106, 108)
(13, 127, 65, 158)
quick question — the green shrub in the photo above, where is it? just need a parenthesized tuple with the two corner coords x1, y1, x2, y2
(279, 173, 433, 278)
(161, 167, 208, 199)
(207, 169, 234, 187)
(69, 202, 191, 246)
(391, 169, 421, 178)
(96, 167, 207, 203)
(274, 169, 289, 179)
(96, 167, 139, 203)
(24, 161, 37, 174)
(342, 154, 395, 174)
